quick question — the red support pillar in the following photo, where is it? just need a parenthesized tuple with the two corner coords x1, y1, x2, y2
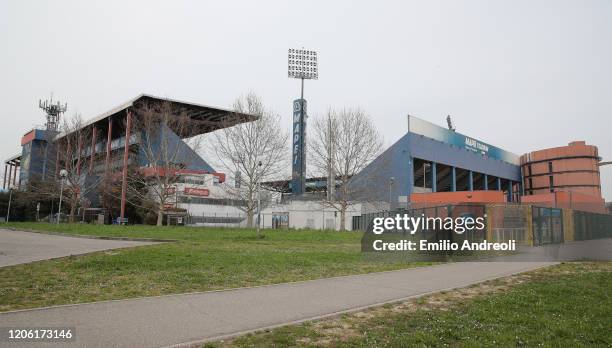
(12, 163, 17, 188)
(6, 164, 12, 188)
(105, 118, 113, 173)
(89, 126, 97, 174)
(55, 142, 61, 178)
(120, 110, 132, 223)
(3, 164, 7, 190)
(76, 133, 83, 176)
(65, 138, 71, 174)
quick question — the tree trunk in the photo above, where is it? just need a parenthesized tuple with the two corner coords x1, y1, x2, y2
(246, 209, 254, 228)
(157, 210, 163, 226)
(69, 193, 77, 223)
(340, 207, 346, 231)
(69, 204, 76, 223)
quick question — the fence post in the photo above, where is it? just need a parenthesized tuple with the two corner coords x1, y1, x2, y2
(485, 205, 493, 241)
(563, 208, 574, 242)
(525, 205, 534, 246)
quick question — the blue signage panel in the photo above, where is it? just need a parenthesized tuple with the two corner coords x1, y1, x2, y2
(408, 115, 519, 165)
(292, 99, 307, 195)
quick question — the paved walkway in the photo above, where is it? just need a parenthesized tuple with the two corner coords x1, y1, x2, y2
(0, 261, 554, 348)
(0, 229, 157, 267)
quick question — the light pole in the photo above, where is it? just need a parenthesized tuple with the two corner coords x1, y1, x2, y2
(389, 177, 395, 211)
(5, 187, 12, 223)
(187, 196, 191, 226)
(256, 161, 262, 237)
(288, 48, 318, 196)
(57, 169, 68, 224)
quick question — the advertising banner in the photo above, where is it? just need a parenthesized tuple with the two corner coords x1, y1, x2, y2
(184, 187, 210, 197)
(291, 98, 307, 195)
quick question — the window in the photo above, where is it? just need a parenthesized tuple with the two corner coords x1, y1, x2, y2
(549, 176, 554, 192)
(548, 161, 553, 173)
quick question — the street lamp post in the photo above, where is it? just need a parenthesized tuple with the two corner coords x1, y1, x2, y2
(57, 169, 68, 224)
(389, 177, 395, 211)
(187, 196, 191, 226)
(5, 188, 12, 223)
(256, 161, 262, 237)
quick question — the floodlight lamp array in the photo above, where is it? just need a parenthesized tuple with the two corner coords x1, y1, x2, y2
(288, 48, 318, 80)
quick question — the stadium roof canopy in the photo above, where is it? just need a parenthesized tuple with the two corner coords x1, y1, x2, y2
(56, 93, 258, 139)
(4, 153, 21, 165)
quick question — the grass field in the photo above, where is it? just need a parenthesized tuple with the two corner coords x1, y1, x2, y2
(0, 223, 430, 312)
(218, 262, 612, 347)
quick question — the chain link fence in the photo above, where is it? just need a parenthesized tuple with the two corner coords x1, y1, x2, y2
(354, 203, 611, 247)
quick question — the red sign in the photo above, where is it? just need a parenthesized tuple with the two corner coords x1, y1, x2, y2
(184, 187, 209, 197)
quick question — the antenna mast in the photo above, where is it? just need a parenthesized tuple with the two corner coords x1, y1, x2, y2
(39, 95, 67, 131)
(446, 115, 456, 132)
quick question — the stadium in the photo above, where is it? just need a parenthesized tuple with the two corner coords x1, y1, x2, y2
(2, 94, 609, 230)
(2, 94, 256, 224)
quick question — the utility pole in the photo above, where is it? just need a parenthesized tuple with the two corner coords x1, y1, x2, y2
(389, 177, 395, 211)
(326, 115, 335, 201)
(256, 161, 262, 237)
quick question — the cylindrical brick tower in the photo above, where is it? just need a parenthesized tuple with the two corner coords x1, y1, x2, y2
(520, 141, 602, 197)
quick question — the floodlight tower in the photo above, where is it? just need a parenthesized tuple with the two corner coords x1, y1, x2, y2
(39, 95, 67, 132)
(288, 48, 318, 195)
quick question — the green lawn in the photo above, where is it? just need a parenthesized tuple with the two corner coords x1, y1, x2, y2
(0, 223, 430, 312)
(222, 262, 612, 347)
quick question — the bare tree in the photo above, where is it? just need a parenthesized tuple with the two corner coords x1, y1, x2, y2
(310, 108, 383, 230)
(211, 93, 289, 229)
(126, 100, 204, 226)
(55, 113, 102, 222)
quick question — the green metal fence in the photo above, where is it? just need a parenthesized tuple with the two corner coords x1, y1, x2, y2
(353, 204, 487, 243)
(488, 204, 530, 245)
(532, 206, 564, 246)
(574, 210, 612, 241)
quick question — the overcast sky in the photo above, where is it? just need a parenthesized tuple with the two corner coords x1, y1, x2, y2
(1, 0, 611, 200)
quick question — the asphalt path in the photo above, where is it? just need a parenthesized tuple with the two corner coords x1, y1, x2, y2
(0, 229, 157, 267)
(0, 261, 554, 348)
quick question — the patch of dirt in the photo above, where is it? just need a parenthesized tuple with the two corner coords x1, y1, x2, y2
(307, 319, 361, 345)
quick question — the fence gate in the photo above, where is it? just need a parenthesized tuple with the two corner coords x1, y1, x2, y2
(532, 206, 564, 246)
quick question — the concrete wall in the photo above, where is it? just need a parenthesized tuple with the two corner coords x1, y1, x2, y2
(260, 200, 363, 230)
